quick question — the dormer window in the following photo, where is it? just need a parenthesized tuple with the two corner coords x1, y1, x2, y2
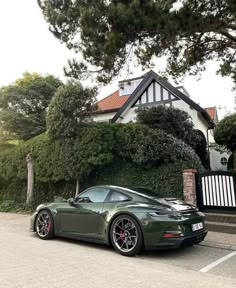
(119, 79, 143, 96)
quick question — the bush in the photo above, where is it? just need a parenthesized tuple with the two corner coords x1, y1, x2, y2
(115, 123, 201, 166)
(136, 106, 209, 167)
(93, 160, 204, 199)
(0, 122, 203, 208)
(0, 179, 76, 211)
(136, 106, 194, 145)
(228, 153, 234, 171)
(191, 129, 209, 169)
(215, 113, 236, 152)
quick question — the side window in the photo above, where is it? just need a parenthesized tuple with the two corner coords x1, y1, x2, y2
(108, 191, 130, 202)
(78, 188, 110, 203)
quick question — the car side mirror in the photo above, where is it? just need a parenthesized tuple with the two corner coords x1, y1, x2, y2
(78, 197, 92, 203)
(68, 198, 75, 206)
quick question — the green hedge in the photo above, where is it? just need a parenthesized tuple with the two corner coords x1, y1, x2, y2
(0, 123, 204, 207)
(93, 160, 203, 199)
(0, 179, 75, 203)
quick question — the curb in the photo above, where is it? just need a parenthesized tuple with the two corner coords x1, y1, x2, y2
(200, 240, 236, 251)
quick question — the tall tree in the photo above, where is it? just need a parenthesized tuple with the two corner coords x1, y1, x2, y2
(47, 81, 97, 139)
(47, 81, 97, 195)
(38, 1, 236, 83)
(0, 72, 62, 140)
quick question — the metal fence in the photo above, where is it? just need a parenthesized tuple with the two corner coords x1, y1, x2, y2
(196, 171, 236, 211)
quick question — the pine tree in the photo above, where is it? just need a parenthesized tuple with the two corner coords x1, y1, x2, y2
(38, 0, 236, 83)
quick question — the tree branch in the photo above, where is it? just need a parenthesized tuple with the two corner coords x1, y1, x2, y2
(225, 24, 236, 30)
(220, 31, 236, 43)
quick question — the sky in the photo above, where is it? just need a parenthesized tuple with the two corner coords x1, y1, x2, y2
(0, 0, 235, 119)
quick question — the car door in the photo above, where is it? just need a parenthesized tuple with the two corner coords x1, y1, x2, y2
(57, 187, 110, 240)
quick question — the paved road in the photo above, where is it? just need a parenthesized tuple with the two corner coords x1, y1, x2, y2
(0, 213, 235, 288)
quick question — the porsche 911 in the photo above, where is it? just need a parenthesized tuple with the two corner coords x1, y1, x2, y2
(30, 185, 207, 256)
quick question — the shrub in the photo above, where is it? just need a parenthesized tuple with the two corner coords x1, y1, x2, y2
(136, 106, 194, 145)
(136, 106, 209, 167)
(0, 122, 203, 207)
(215, 113, 236, 153)
(115, 123, 202, 166)
(93, 160, 204, 199)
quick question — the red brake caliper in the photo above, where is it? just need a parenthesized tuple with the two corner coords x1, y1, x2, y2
(120, 230, 125, 242)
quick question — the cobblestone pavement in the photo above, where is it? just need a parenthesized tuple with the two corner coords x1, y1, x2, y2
(0, 212, 235, 288)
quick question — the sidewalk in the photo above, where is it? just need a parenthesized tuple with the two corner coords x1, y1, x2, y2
(200, 231, 236, 251)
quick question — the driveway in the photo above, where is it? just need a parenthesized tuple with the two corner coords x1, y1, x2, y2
(0, 213, 235, 288)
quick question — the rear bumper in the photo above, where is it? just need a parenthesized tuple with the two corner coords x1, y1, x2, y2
(145, 230, 208, 250)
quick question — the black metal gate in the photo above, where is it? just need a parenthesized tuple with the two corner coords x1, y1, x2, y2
(196, 171, 236, 212)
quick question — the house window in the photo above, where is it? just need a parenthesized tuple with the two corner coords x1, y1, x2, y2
(163, 89, 169, 101)
(148, 84, 154, 103)
(119, 79, 142, 96)
(220, 157, 228, 166)
(155, 82, 161, 101)
(140, 92, 147, 104)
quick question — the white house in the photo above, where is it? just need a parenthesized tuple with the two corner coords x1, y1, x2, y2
(94, 70, 229, 171)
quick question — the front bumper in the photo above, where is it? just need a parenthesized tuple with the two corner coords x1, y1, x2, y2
(145, 230, 208, 250)
(29, 212, 38, 232)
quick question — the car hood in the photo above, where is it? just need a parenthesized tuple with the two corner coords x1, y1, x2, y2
(36, 199, 67, 211)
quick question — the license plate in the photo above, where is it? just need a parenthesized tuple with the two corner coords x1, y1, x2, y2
(191, 222, 203, 231)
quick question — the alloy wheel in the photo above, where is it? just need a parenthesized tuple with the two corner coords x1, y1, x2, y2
(112, 217, 138, 253)
(36, 210, 52, 238)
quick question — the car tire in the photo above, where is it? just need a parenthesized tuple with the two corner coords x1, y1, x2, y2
(110, 215, 143, 256)
(35, 209, 54, 240)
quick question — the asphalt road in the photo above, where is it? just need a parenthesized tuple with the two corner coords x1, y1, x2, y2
(0, 212, 235, 288)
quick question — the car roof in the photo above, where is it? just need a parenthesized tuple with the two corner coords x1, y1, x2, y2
(87, 185, 157, 199)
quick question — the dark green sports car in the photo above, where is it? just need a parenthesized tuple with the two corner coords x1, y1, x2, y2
(30, 185, 207, 256)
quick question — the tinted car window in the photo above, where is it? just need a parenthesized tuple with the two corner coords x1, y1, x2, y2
(78, 188, 110, 203)
(108, 191, 130, 202)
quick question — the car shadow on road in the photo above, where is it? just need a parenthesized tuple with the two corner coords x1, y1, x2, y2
(140, 245, 197, 258)
(43, 234, 197, 257)
(55, 236, 114, 252)
(30, 232, 198, 258)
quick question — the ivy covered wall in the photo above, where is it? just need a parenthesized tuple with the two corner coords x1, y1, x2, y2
(0, 123, 204, 208)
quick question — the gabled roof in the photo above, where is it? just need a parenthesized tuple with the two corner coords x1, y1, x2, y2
(96, 70, 215, 128)
(97, 90, 129, 113)
(111, 70, 215, 128)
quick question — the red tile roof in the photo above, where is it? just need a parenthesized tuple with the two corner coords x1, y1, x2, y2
(97, 90, 218, 124)
(205, 107, 217, 121)
(97, 90, 129, 111)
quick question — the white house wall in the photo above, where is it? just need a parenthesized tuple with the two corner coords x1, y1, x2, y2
(118, 107, 137, 123)
(196, 115, 208, 139)
(93, 112, 116, 122)
(172, 100, 199, 128)
(120, 98, 211, 140)
(210, 149, 230, 171)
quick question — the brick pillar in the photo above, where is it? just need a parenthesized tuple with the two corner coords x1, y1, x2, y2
(183, 169, 197, 206)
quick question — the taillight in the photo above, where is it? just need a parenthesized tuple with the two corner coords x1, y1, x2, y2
(163, 232, 183, 238)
